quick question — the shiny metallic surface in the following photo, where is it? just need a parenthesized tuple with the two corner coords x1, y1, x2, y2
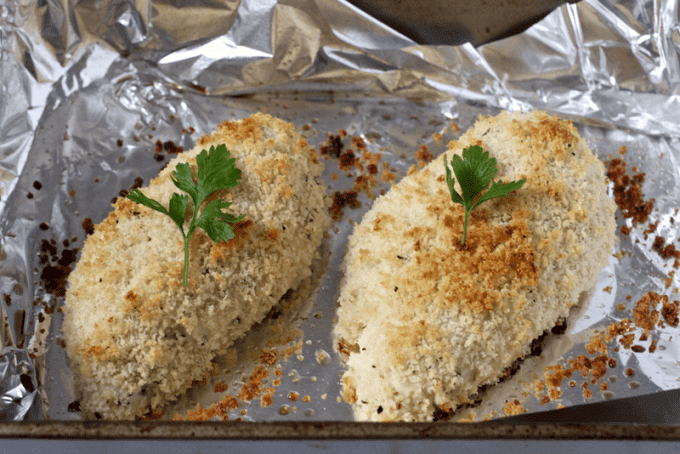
(0, 0, 679, 438)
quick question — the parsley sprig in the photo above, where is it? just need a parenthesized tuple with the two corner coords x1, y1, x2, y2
(445, 145, 525, 245)
(128, 144, 244, 287)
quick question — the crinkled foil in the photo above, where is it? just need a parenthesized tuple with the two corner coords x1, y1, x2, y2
(1, 0, 679, 422)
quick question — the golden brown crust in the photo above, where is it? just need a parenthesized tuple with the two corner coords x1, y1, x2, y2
(334, 110, 617, 422)
(62, 113, 330, 420)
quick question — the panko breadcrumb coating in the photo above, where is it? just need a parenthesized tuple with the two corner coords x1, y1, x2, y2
(334, 110, 616, 422)
(62, 113, 330, 420)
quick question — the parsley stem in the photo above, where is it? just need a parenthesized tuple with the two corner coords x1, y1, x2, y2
(182, 233, 190, 287)
(462, 209, 470, 246)
(182, 200, 200, 287)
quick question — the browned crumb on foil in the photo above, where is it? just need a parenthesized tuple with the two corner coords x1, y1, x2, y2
(582, 383, 593, 399)
(176, 367, 271, 421)
(82, 217, 95, 236)
(649, 339, 658, 353)
(585, 333, 608, 355)
(653, 236, 680, 261)
(606, 156, 655, 227)
(535, 290, 676, 407)
(320, 131, 397, 220)
(619, 333, 636, 349)
(260, 392, 274, 408)
(502, 399, 527, 416)
(260, 349, 278, 367)
(180, 395, 240, 422)
(237, 366, 270, 401)
(633, 291, 661, 333)
(416, 144, 434, 167)
(661, 298, 680, 327)
(175, 289, 307, 421)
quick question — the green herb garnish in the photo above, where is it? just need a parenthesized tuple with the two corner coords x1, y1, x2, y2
(444, 145, 525, 245)
(127, 144, 244, 287)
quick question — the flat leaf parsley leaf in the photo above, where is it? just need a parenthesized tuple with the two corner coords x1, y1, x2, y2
(127, 144, 244, 287)
(444, 145, 525, 245)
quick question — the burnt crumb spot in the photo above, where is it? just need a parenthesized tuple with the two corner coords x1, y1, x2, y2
(367, 163, 378, 175)
(20, 373, 35, 393)
(27, 192, 34, 199)
(67, 401, 81, 413)
(39, 222, 50, 231)
(33, 181, 42, 190)
(550, 320, 567, 335)
(38, 238, 79, 298)
(39, 239, 57, 264)
(40, 264, 72, 298)
(154, 139, 183, 160)
(329, 191, 361, 220)
(338, 150, 356, 171)
(117, 139, 123, 147)
(432, 404, 454, 421)
(131, 177, 144, 190)
(631, 345, 646, 353)
(3, 294, 10, 307)
(376, 405, 383, 414)
(82, 218, 95, 236)
(58, 248, 79, 267)
(264, 305, 283, 321)
(163, 141, 183, 154)
(320, 134, 344, 158)
(528, 335, 544, 357)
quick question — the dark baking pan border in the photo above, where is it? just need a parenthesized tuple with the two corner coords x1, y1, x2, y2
(1, 421, 680, 440)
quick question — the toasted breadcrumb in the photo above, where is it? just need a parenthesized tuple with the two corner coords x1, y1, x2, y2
(334, 111, 616, 422)
(62, 113, 330, 420)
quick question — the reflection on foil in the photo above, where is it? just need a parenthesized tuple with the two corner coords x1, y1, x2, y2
(1, 0, 680, 422)
(0, 347, 38, 421)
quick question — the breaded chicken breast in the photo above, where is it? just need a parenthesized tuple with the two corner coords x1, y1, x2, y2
(62, 113, 330, 419)
(334, 110, 616, 422)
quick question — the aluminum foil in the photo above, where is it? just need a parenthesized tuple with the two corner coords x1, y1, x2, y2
(1, 0, 680, 422)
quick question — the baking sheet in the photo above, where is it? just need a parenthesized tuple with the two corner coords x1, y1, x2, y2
(1, 0, 680, 423)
